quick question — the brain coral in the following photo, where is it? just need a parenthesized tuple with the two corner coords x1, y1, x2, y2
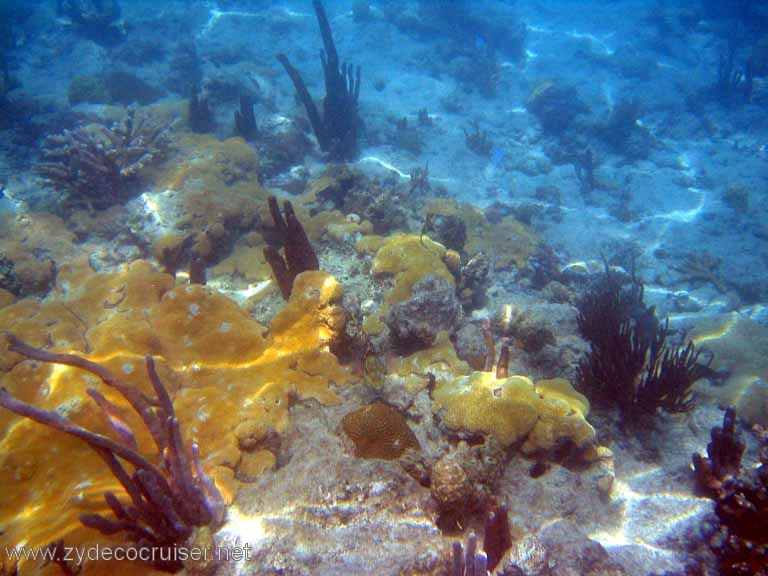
(341, 402, 420, 460)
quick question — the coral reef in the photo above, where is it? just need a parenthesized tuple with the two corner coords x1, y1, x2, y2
(188, 85, 213, 134)
(527, 81, 589, 134)
(694, 411, 768, 575)
(233, 93, 258, 141)
(432, 371, 595, 454)
(463, 121, 493, 156)
(277, 0, 361, 160)
(262, 196, 319, 300)
(60, 0, 125, 46)
(429, 439, 505, 523)
(671, 252, 728, 293)
(424, 199, 539, 272)
(0, 337, 225, 573)
(0, 261, 351, 574)
(308, 165, 407, 233)
(38, 108, 173, 210)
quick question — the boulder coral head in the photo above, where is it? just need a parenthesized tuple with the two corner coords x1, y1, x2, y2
(341, 402, 419, 460)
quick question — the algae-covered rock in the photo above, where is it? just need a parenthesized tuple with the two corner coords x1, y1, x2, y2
(387, 274, 462, 349)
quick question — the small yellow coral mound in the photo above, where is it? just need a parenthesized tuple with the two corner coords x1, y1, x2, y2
(523, 378, 594, 454)
(211, 244, 273, 284)
(432, 372, 595, 453)
(268, 271, 346, 355)
(433, 372, 541, 446)
(388, 332, 473, 392)
(357, 234, 455, 305)
(0, 262, 351, 575)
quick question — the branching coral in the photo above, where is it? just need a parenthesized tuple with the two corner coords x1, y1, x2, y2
(277, 0, 361, 160)
(38, 107, 172, 210)
(671, 252, 728, 294)
(262, 196, 319, 300)
(0, 336, 225, 573)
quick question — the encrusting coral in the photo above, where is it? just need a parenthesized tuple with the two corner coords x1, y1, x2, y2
(0, 260, 350, 575)
(0, 337, 225, 573)
(432, 372, 595, 454)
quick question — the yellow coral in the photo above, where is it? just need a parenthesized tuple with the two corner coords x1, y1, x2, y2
(524, 378, 595, 454)
(0, 262, 351, 575)
(432, 372, 595, 452)
(357, 234, 454, 305)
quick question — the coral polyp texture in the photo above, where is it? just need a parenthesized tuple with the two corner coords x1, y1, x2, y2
(432, 371, 595, 454)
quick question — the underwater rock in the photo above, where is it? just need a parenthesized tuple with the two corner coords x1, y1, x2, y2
(423, 209, 467, 252)
(214, 404, 443, 576)
(537, 520, 627, 575)
(387, 274, 462, 350)
(735, 379, 768, 427)
(527, 82, 589, 135)
(429, 439, 505, 518)
(455, 323, 489, 371)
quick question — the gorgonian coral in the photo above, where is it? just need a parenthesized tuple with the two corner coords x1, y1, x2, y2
(576, 270, 710, 426)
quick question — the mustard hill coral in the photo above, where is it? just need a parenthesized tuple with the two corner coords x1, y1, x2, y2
(432, 372, 595, 454)
(0, 261, 351, 575)
(356, 234, 455, 306)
